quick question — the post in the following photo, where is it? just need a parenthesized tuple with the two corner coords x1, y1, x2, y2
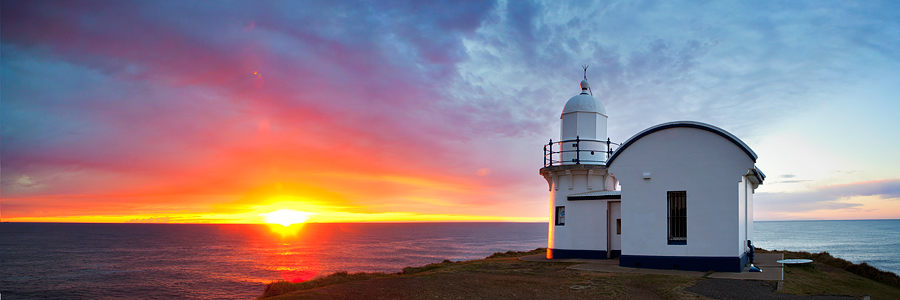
(607, 138, 611, 159)
(575, 136, 581, 164)
(548, 139, 553, 166)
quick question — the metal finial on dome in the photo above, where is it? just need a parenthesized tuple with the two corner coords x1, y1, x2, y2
(580, 65, 592, 96)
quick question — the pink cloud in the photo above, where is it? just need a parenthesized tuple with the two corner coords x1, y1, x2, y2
(2, 1, 533, 221)
(755, 178, 900, 219)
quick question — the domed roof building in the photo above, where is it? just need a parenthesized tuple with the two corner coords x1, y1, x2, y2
(562, 80, 607, 115)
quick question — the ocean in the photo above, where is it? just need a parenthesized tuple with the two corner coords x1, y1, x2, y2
(0, 222, 546, 299)
(1, 220, 898, 299)
(753, 219, 900, 275)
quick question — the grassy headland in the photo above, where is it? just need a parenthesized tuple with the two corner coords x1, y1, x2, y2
(260, 248, 900, 299)
(756, 248, 900, 298)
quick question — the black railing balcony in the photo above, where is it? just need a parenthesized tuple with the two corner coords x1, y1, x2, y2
(543, 136, 619, 167)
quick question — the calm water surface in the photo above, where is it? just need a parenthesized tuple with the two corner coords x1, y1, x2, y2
(0, 222, 545, 299)
(754, 219, 900, 275)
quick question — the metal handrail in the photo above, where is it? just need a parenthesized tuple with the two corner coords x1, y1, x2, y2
(543, 136, 619, 167)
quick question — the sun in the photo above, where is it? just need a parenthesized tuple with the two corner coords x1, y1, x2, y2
(260, 209, 316, 226)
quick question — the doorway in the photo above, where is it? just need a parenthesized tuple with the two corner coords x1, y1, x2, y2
(608, 201, 621, 258)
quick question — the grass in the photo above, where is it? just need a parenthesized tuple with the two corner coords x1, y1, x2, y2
(398, 259, 456, 275)
(757, 248, 900, 288)
(486, 248, 548, 259)
(756, 248, 900, 299)
(567, 272, 697, 299)
(260, 250, 547, 298)
(260, 271, 390, 298)
(259, 248, 900, 299)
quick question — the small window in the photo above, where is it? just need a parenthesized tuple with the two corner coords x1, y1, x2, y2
(555, 206, 566, 226)
(616, 219, 621, 235)
(668, 191, 687, 244)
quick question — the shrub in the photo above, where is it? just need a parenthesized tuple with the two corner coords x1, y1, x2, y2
(260, 271, 389, 298)
(487, 248, 547, 259)
(400, 260, 455, 275)
(260, 280, 297, 298)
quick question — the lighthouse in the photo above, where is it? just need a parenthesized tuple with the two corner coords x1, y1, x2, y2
(539, 68, 766, 272)
(540, 69, 621, 259)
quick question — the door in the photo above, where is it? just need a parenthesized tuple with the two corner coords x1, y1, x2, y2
(608, 201, 621, 258)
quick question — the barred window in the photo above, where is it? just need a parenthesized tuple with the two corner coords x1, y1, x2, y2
(555, 206, 566, 226)
(668, 191, 687, 244)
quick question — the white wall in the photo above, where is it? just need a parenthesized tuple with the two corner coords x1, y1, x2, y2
(546, 168, 610, 251)
(550, 197, 607, 250)
(737, 174, 757, 254)
(609, 201, 622, 251)
(560, 111, 608, 165)
(738, 177, 747, 254)
(747, 177, 754, 249)
(609, 127, 756, 258)
(561, 113, 579, 140)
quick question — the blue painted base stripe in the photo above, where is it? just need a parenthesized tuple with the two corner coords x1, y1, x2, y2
(740, 250, 750, 270)
(547, 248, 608, 259)
(620, 252, 750, 272)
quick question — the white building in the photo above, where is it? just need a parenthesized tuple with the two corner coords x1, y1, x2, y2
(540, 75, 765, 272)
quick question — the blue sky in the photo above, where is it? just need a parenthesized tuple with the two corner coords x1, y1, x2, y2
(2, 0, 899, 222)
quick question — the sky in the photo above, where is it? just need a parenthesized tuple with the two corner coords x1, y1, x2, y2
(2, 0, 900, 223)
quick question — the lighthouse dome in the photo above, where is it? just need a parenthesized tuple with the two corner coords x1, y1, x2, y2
(562, 91, 606, 116)
(556, 74, 610, 165)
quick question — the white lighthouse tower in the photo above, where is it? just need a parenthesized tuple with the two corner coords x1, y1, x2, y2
(540, 68, 621, 259)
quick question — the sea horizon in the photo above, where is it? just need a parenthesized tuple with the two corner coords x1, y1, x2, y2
(2, 220, 898, 299)
(4, 218, 899, 224)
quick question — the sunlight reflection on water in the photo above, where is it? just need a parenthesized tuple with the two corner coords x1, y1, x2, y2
(1, 222, 546, 299)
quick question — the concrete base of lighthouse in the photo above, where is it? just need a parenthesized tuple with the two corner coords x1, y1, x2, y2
(546, 248, 608, 259)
